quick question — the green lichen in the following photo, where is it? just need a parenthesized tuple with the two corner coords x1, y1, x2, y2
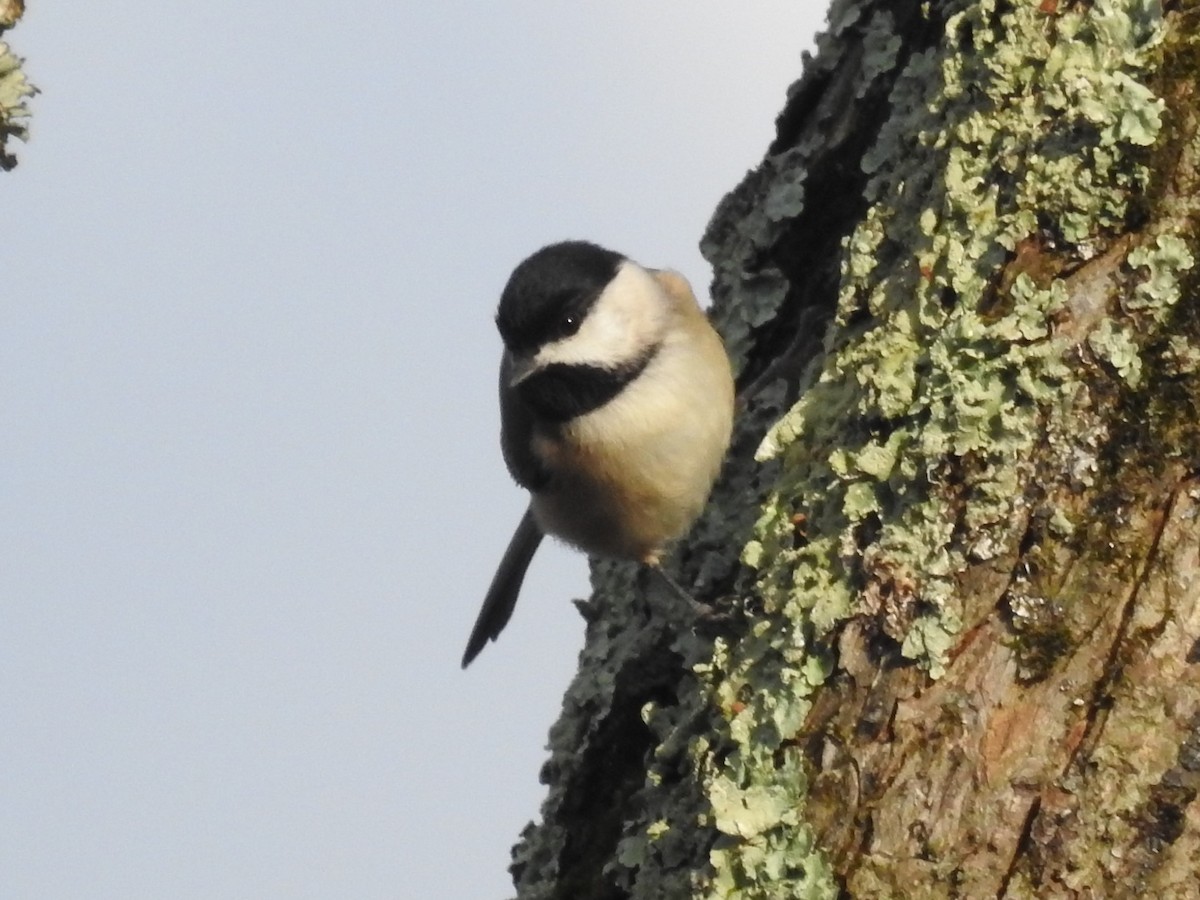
(1126, 232, 1195, 312)
(0, 39, 33, 168)
(1088, 232, 1194, 385)
(760, 0, 1165, 671)
(1090, 317, 1146, 385)
(692, 0, 1178, 896)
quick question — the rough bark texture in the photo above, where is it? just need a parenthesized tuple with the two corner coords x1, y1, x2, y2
(510, 2, 1200, 898)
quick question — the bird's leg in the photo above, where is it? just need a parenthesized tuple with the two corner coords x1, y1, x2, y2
(648, 564, 698, 610)
(642, 562, 724, 629)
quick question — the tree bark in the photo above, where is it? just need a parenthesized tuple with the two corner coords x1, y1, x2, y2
(510, 2, 1200, 898)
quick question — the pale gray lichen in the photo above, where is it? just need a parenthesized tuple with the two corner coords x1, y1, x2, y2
(0, 39, 33, 168)
(860, 10, 903, 97)
(707, 158, 809, 376)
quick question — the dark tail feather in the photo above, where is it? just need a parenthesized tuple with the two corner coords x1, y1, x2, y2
(461, 506, 543, 667)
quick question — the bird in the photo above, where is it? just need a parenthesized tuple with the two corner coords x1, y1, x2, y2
(461, 240, 735, 667)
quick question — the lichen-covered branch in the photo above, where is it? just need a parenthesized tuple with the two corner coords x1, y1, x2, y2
(0, 1, 33, 170)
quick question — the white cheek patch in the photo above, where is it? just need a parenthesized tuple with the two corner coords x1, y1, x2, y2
(534, 263, 667, 370)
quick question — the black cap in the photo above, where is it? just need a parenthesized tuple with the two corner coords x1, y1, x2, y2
(495, 241, 625, 355)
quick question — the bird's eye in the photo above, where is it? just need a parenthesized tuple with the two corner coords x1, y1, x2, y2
(561, 312, 580, 336)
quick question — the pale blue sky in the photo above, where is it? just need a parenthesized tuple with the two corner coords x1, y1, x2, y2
(3, 4, 820, 897)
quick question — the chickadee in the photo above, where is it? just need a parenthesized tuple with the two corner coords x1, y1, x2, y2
(461, 240, 735, 667)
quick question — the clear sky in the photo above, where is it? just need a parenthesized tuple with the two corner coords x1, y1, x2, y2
(3, 4, 820, 897)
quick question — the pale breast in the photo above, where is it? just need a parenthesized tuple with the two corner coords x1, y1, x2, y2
(531, 324, 733, 563)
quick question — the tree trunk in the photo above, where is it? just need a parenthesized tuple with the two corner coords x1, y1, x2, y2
(510, 2, 1200, 898)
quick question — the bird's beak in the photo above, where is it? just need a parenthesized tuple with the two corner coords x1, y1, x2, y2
(505, 353, 537, 388)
